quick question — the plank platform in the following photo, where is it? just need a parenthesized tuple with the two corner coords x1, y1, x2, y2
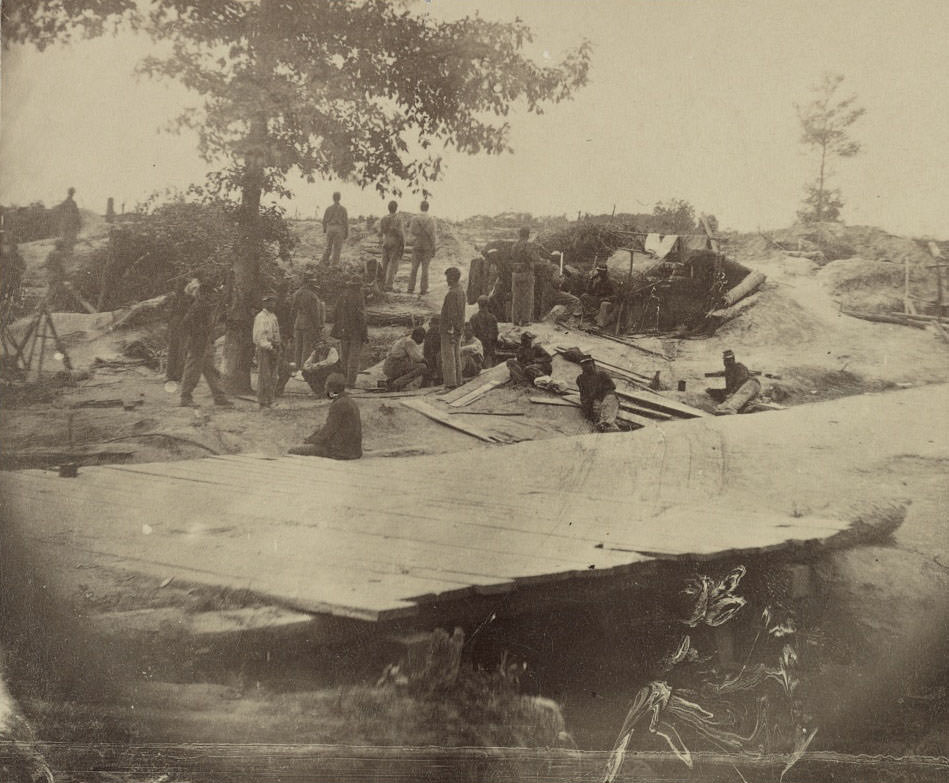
(3, 385, 943, 624)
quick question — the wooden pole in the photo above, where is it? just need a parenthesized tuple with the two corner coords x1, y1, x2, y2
(928, 242, 945, 316)
(904, 256, 910, 314)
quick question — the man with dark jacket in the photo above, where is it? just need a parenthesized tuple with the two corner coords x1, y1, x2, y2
(576, 355, 619, 432)
(506, 331, 552, 385)
(289, 275, 324, 369)
(379, 200, 405, 291)
(331, 276, 368, 387)
(321, 192, 348, 265)
(165, 278, 191, 382)
(440, 266, 466, 388)
(289, 373, 362, 459)
(709, 349, 761, 414)
(179, 280, 232, 407)
(423, 314, 442, 385)
(469, 295, 499, 367)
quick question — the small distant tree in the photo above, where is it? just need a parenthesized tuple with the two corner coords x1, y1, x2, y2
(796, 73, 864, 223)
(652, 199, 697, 233)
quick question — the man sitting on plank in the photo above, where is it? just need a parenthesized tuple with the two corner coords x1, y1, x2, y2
(576, 355, 620, 432)
(707, 349, 761, 414)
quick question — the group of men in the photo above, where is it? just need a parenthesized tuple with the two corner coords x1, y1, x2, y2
(322, 193, 438, 296)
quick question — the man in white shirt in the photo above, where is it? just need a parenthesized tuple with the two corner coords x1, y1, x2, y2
(382, 327, 428, 390)
(253, 293, 281, 408)
(407, 200, 437, 295)
(301, 336, 341, 395)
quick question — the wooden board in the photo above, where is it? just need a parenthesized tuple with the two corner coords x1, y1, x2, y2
(437, 362, 510, 404)
(4, 385, 937, 625)
(614, 386, 708, 418)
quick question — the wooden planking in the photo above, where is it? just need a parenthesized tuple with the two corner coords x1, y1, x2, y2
(614, 386, 708, 418)
(437, 362, 510, 403)
(448, 378, 505, 407)
(401, 397, 501, 442)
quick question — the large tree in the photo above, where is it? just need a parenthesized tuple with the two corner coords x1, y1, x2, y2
(795, 72, 864, 224)
(4, 0, 591, 390)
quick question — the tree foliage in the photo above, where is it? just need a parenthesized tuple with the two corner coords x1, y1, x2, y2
(795, 72, 864, 223)
(652, 199, 698, 234)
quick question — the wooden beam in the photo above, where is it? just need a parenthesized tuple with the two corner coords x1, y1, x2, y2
(401, 398, 500, 443)
(614, 387, 708, 418)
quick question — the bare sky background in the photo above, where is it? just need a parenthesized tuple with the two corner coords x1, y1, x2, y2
(2, 0, 948, 235)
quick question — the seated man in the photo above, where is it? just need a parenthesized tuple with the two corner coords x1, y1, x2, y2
(469, 295, 499, 367)
(707, 349, 761, 414)
(289, 373, 362, 459)
(506, 331, 552, 385)
(383, 327, 428, 390)
(459, 322, 484, 379)
(576, 355, 620, 432)
(579, 262, 615, 315)
(301, 335, 341, 395)
(542, 269, 581, 319)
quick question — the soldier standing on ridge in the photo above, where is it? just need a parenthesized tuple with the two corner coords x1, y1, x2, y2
(408, 200, 437, 295)
(321, 192, 348, 265)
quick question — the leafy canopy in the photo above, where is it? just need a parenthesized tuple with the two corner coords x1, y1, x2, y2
(5, 1, 592, 201)
(796, 72, 865, 160)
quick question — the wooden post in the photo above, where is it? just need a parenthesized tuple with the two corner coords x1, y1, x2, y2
(928, 242, 945, 316)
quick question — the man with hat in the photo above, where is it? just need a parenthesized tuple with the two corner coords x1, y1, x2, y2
(289, 273, 324, 371)
(576, 355, 620, 432)
(288, 372, 362, 460)
(580, 261, 615, 316)
(506, 331, 552, 385)
(179, 278, 233, 407)
(709, 349, 760, 414)
(382, 327, 429, 390)
(253, 292, 282, 408)
(331, 273, 368, 387)
(469, 294, 499, 367)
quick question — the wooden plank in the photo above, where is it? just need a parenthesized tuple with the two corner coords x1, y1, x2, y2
(436, 362, 509, 403)
(614, 386, 708, 418)
(561, 393, 651, 428)
(401, 398, 500, 442)
(529, 395, 578, 407)
(448, 378, 505, 407)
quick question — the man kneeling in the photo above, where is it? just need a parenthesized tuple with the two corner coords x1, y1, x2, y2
(289, 373, 362, 459)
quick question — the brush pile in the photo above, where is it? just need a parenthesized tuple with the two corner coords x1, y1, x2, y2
(535, 220, 643, 268)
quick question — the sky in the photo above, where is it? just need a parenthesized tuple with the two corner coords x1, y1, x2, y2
(2, 0, 949, 236)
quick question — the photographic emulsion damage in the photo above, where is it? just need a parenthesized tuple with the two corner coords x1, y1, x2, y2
(1, 1, 948, 781)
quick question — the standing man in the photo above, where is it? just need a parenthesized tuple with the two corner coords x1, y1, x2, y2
(290, 274, 323, 370)
(321, 191, 348, 265)
(510, 227, 542, 325)
(165, 278, 192, 383)
(379, 200, 405, 292)
(576, 355, 620, 432)
(439, 266, 466, 388)
(331, 276, 368, 387)
(253, 293, 281, 409)
(56, 187, 82, 247)
(288, 373, 362, 460)
(408, 200, 437, 295)
(423, 314, 442, 386)
(709, 349, 761, 414)
(469, 294, 499, 367)
(179, 279, 232, 408)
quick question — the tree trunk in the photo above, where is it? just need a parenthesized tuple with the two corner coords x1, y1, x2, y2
(222, 116, 268, 394)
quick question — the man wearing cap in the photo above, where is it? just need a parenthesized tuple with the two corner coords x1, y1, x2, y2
(506, 332, 552, 385)
(710, 350, 761, 414)
(577, 356, 620, 432)
(321, 192, 348, 265)
(288, 373, 362, 459)
(289, 274, 324, 370)
(440, 266, 466, 388)
(469, 294, 499, 367)
(383, 327, 429, 390)
(408, 200, 437, 295)
(179, 279, 232, 407)
(379, 200, 405, 291)
(331, 276, 368, 387)
(253, 293, 282, 408)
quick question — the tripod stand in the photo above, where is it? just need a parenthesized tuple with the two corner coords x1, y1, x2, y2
(1, 298, 73, 379)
